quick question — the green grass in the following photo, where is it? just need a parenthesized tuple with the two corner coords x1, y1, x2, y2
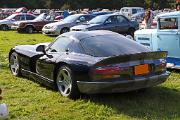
(0, 31, 180, 120)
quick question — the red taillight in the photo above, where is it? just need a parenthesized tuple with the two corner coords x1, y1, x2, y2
(92, 66, 130, 80)
(94, 67, 120, 75)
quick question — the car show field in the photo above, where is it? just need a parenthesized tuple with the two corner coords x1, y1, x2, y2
(0, 31, 180, 119)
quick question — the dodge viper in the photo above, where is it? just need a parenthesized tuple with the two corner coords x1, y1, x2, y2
(9, 30, 170, 99)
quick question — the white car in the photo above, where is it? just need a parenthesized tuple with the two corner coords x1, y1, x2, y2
(42, 14, 94, 36)
(0, 13, 36, 30)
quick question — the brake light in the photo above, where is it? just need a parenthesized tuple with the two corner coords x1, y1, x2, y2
(92, 66, 130, 80)
(94, 67, 120, 75)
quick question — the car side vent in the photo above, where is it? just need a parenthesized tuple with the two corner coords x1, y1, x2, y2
(138, 37, 150, 41)
(141, 43, 150, 46)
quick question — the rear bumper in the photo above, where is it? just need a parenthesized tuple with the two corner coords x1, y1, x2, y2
(77, 72, 170, 94)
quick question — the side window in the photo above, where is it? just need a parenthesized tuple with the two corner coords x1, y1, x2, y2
(117, 15, 127, 23)
(14, 15, 21, 21)
(26, 15, 35, 20)
(132, 9, 137, 14)
(105, 16, 117, 24)
(84, 15, 93, 21)
(159, 18, 178, 30)
(48, 37, 73, 52)
(79, 16, 86, 22)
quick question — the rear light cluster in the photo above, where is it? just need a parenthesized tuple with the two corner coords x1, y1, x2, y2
(92, 66, 131, 80)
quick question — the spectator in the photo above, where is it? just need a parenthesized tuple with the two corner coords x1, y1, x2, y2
(63, 10, 69, 18)
(176, 2, 180, 11)
(144, 8, 153, 29)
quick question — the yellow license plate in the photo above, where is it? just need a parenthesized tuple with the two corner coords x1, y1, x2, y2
(134, 64, 149, 75)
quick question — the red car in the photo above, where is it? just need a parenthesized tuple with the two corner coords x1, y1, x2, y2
(12, 13, 57, 33)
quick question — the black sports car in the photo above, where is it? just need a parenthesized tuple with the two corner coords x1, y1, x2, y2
(9, 30, 170, 99)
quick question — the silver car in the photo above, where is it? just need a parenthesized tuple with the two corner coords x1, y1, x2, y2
(42, 14, 94, 36)
(0, 13, 36, 30)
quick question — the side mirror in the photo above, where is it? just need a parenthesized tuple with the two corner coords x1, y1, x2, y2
(76, 20, 80, 24)
(36, 45, 46, 54)
(11, 19, 15, 21)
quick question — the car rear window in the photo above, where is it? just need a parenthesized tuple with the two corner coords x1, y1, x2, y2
(80, 34, 150, 57)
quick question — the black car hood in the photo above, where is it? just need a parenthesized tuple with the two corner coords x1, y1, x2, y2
(14, 42, 50, 57)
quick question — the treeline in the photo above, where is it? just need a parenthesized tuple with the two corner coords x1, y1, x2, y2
(0, 0, 175, 10)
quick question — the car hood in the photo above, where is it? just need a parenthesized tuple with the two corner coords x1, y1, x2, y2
(71, 23, 100, 30)
(14, 42, 50, 57)
(45, 21, 70, 27)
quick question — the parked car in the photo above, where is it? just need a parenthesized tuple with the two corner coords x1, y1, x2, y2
(0, 88, 8, 119)
(131, 12, 145, 23)
(71, 14, 139, 36)
(9, 30, 169, 99)
(120, 7, 144, 19)
(42, 14, 94, 36)
(135, 11, 180, 69)
(0, 13, 36, 30)
(12, 13, 56, 33)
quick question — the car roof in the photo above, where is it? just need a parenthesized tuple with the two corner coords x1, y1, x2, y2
(158, 11, 180, 17)
(60, 30, 120, 40)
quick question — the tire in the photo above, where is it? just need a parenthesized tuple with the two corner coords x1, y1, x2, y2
(56, 65, 80, 99)
(25, 26, 34, 34)
(60, 28, 69, 34)
(9, 52, 21, 76)
(1, 24, 9, 31)
(128, 28, 135, 37)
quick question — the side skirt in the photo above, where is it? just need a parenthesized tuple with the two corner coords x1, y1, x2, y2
(21, 69, 56, 89)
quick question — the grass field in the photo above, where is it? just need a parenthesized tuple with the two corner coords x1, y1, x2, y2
(0, 31, 180, 120)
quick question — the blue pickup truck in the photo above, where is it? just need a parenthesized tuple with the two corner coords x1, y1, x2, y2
(135, 11, 180, 69)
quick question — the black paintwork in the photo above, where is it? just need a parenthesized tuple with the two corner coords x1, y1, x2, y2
(9, 30, 169, 93)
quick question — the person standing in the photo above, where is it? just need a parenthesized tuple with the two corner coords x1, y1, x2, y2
(144, 8, 153, 29)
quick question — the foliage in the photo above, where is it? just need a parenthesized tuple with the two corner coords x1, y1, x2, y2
(0, 0, 176, 10)
(0, 31, 180, 119)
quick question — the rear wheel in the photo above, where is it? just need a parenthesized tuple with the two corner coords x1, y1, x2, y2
(9, 52, 21, 76)
(128, 28, 135, 37)
(60, 28, 69, 34)
(56, 65, 80, 99)
(25, 26, 34, 33)
(1, 24, 9, 31)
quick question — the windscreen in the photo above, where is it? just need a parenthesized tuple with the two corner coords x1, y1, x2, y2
(80, 34, 150, 57)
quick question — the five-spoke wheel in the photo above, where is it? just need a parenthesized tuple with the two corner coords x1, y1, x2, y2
(9, 52, 21, 76)
(56, 66, 80, 99)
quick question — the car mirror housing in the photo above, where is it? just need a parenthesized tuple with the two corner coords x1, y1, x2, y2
(76, 20, 80, 24)
(36, 45, 46, 54)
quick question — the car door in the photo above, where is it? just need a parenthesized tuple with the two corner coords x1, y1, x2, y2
(115, 15, 130, 33)
(36, 37, 74, 80)
(26, 14, 36, 20)
(13, 14, 25, 21)
(157, 17, 180, 58)
(102, 16, 117, 32)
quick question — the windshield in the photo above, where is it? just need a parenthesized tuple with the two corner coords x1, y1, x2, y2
(5, 14, 16, 20)
(62, 14, 80, 23)
(88, 15, 108, 24)
(81, 35, 149, 57)
(33, 13, 47, 21)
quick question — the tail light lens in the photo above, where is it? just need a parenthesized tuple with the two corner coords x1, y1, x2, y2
(92, 66, 131, 80)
